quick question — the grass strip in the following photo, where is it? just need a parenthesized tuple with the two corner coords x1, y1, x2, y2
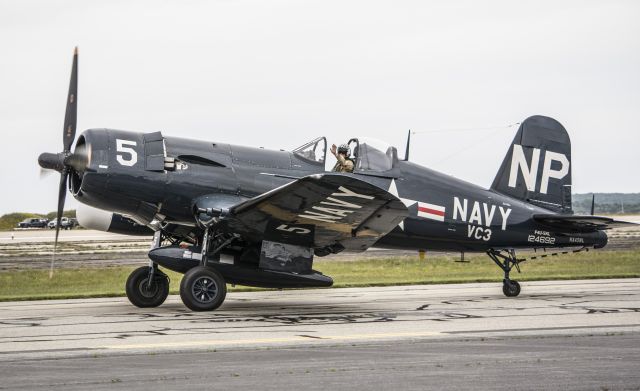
(1, 250, 638, 301)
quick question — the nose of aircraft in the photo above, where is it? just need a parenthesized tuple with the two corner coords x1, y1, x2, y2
(38, 152, 66, 172)
(38, 145, 89, 174)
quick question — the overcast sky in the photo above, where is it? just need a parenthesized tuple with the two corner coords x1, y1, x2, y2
(0, 0, 638, 215)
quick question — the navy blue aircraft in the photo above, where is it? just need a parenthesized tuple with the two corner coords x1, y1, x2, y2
(39, 49, 635, 311)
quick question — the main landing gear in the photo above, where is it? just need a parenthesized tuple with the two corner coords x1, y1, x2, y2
(180, 266, 227, 311)
(126, 265, 170, 307)
(126, 230, 170, 308)
(127, 263, 228, 311)
(178, 225, 234, 311)
(125, 226, 232, 311)
(487, 249, 523, 297)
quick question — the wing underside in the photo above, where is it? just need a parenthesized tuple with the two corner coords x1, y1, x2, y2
(225, 173, 408, 252)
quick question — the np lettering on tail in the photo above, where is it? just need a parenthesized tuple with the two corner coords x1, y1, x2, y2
(508, 144, 570, 194)
(491, 115, 572, 212)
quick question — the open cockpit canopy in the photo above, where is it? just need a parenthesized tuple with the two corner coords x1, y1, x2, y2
(294, 136, 399, 175)
(347, 137, 398, 173)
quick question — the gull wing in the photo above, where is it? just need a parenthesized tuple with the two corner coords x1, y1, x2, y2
(224, 173, 407, 252)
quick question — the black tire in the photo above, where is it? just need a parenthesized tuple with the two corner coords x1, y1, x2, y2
(126, 266, 170, 308)
(502, 280, 521, 297)
(180, 266, 227, 311)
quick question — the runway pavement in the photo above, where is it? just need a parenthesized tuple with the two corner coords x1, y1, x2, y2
(1, 279, 639, 389)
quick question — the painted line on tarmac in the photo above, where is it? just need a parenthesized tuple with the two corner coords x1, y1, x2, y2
(0, 236, 146, 241)
(102, 331, 443, 350)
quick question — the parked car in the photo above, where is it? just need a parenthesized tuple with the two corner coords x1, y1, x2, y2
(17, 218, 49, 229)
(48, 217, 78, 230)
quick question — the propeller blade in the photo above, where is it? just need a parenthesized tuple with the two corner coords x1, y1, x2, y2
(50, 169, 69, 279)
(591, 194, 596, 215)
(39, 167, 54, 179)
(44, 47, 80, 279)
(63, 47, 78, 152)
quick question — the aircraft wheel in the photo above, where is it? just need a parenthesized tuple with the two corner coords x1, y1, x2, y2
(126, 266, 170, 308)
(180, 266, 227, 311)
(502, 280, 521, 297)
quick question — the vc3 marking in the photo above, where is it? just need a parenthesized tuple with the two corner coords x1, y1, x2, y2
(467, 225, 491, 241)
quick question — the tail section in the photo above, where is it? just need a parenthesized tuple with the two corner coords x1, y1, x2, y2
(491, 115, 572, 212)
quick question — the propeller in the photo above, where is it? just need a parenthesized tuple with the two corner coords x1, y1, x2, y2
(38, 47, 81, 278)
(39, 167, 54, 179)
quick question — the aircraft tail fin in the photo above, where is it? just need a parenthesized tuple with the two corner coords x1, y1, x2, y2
(491, 115, 572, 213)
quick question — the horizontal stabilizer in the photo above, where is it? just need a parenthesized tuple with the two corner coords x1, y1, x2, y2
(533, 214, 638, 232)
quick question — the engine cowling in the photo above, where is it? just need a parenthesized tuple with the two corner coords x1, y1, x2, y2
(76, 203, 153, 236)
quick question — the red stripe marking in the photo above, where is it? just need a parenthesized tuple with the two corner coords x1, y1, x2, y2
(418, 206, 445, 216)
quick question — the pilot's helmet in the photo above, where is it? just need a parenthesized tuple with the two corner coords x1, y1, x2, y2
(338, 144, 350, 155)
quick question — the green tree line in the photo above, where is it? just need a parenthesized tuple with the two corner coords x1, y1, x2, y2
(573, 193, 640, 215)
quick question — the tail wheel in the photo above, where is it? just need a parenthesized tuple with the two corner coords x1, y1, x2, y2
(180, 266, 227, 311)
(126, 266, 170, 308)
(502, 280, 521, 297)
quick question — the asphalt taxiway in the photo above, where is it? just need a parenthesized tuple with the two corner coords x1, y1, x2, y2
(1, 279, 639, 389)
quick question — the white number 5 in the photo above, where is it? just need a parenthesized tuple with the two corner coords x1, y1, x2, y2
(276, 224, 311, 234)
(116, 139, 138, 166)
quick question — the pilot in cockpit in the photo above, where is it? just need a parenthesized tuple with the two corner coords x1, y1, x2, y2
(330, 143, 354, 173)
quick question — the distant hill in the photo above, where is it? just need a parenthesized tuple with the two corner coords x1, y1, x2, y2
(0, 210, 76, 231)
(573, 193, 640, 215)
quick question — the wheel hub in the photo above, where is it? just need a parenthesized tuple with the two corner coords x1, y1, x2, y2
(192, 277, 218, 304)
(137, 278, 158, 298)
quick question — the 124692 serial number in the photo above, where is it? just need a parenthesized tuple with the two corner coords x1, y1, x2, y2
(527, 235, 556, 244)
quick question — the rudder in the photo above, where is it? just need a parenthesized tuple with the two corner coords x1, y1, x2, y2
(491, 115, 572, 212)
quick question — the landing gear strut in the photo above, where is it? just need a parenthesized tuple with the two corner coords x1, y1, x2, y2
(178, 225, 234, 311)
(126, 230, 170, 308)
(487, 249, 523, 297)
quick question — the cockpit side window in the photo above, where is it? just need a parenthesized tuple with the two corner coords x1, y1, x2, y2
(293, 137, 327, 164)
